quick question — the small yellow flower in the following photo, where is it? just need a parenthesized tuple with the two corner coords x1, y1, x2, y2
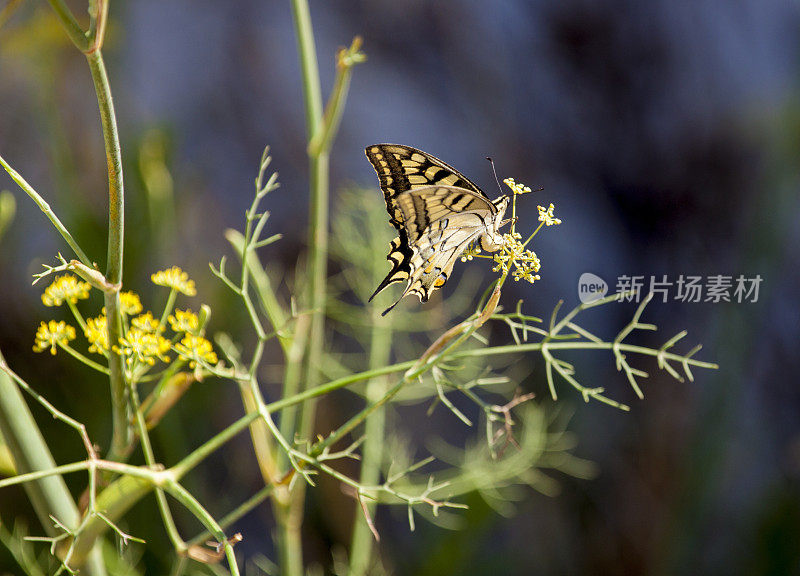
(85, 315, 109, 353)
(119, 291, 143, 315)
(460, 244, 482, 262)
(33, 320, 76, 355)
(492, 234, 541, 284)
(151, 266, 197, 296)
(537, 203, 561, 226)
(41, 275, 91, 307)
(174, 334, 218, 368)
(168, 309, 199, 334)
(131, 312, 160, 333)
(503, 177, 532, 196)
(115, 329, 171, 367)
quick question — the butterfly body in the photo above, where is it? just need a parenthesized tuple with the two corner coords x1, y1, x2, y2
(365, 144, 509, 315)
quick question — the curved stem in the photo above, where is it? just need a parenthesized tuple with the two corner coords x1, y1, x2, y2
(86, 51, 124, 286)
(85, 50, 129, 460)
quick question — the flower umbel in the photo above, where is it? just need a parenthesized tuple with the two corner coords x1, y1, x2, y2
(119, 291, 143, 315)
(174, 334, 218, 368)
(33, 320, 76, 355)
(85, 315, 109, 354)
(493, 233, 541, 284)
(537, 203, 562, 226)
(131, 312, 161, 333)
(41, 275, 91, 307)
(114, 329, 171, 368)
(168, 309, 199, 334)
(151, 266, 197, 296)
(455, 178, 556, 286)
(503, 178, 532, 197)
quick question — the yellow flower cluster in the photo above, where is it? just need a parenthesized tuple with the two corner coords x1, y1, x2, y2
(131, 312, 160, 333)
(492, 232, 541, 284)
(85, 315, 109, 353)
(151, 266, 197, 296)
(503, 178, 532, 196)
(457, 179, 559, 286)
(33, 320, 76, 355)
(175, 334, 218, 368)
(34, 267, 217, 373)
(114, 329, 171, 368)
(537, 203, 562, 226)
(41, 275, 91, 307)
(169, 309, 200, 334)
(120, 291, 143, 315)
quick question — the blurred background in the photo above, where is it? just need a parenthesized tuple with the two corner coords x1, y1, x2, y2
(1, 0, 799, 574)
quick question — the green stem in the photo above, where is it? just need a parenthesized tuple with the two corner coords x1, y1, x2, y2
(452, 340, 718, 368)
(86, 51, 124, 286)
(266, 360, 417, 412)
(187, 486, 274, 547)
(129, 378, 186, 553)
(348, 312, 392, 574)
(45, 0, 88, 51)
(285, 0, 325, 572)
(225, 230, 290, 355)
(299, 150, 329, 425)
(103, 294, 130, 461)
(59, 344, 110, 374)
(0, 154, 92, 265)
(307, 37, 365, 156)
(85, 49, 129, 461)
(290, 0, 323, 138)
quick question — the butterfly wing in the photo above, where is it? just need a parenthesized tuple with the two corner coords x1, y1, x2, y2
(379, 210, 491, 315)
(365, 144, 505, 314)
(368, 185, 498, 314)
(365, 144, 489, 231)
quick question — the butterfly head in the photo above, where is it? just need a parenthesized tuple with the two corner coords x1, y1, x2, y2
(479, 195, 510, 252)
(492, 194, 510, 214)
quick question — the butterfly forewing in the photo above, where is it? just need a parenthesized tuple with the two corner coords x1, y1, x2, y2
(365, 144, 486, 196)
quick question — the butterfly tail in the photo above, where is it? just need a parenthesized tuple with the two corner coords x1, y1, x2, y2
(380, 297, 402, 316)
(369, 237, 412, 302)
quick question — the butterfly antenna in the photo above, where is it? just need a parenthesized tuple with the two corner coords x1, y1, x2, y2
(486, 156, 504, 195)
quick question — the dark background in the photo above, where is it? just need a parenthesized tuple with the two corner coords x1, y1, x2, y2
(1, 0, 799, 574)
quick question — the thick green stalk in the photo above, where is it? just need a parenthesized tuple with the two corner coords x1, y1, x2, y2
(0, 351, 107, 576)
(85, 50, 129, 460)
(86, 51, 124, 285)
(299, 151, 329, 427)
(290, 0, 323, 136)
(284, 0, 325, 573)
(348, 313, 392, 574)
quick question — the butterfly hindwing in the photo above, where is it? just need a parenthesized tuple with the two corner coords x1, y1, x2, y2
(379, 214, 488, 315)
